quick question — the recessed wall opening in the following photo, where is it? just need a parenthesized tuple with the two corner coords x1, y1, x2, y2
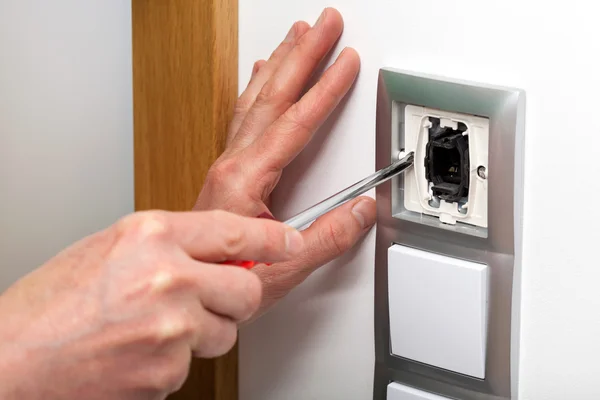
(425, 117, 470, 208)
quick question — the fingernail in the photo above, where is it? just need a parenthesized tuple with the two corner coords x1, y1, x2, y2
(351, 199, 375, 229)
(283, 24, 297, 43)
(285, 228, 305, 254)
(315, 9, 327, 26)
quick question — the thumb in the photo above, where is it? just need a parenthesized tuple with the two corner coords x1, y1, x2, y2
(251, 196, 376, 313)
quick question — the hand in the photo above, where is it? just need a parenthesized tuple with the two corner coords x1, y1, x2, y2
(0, 210, 304, 400)
(194, 8, 377, 315)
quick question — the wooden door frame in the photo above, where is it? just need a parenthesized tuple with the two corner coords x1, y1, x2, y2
(132, 1, 238, 399)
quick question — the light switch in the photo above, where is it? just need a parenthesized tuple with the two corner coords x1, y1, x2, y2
(387, 382, 450, 400)
(387, 244, 488, 379)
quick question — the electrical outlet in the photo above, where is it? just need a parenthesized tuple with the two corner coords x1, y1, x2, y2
(403, 105, 489, 228)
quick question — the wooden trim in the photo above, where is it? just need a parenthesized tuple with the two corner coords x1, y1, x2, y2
(132, 0, 238, 399)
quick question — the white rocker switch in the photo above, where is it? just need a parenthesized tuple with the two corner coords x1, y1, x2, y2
(387, 244, 489, 379)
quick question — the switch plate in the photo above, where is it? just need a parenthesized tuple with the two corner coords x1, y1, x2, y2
(373, 68, 525, 400)
(388, 244, 488, 379)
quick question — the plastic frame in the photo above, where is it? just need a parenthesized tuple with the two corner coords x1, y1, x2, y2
(373, 68, 526, 400)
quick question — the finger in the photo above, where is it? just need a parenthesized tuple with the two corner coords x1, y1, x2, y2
(125, 342, 191, 395)
(189, 262, 262, 322)
(190, 307, 238, 358)
(232, 8, 344, 149)
(250, 47, 360, 171)
(228, 21, 311, 144)
(250, 60, 266, 81)
(129, 304, 235, 359)
(251, 196, 376, 313)
(138, 210, 305, 263)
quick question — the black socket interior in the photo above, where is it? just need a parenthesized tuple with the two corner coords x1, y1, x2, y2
(424, 117, 469, 203)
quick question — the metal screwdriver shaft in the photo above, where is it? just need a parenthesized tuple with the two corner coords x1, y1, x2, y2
(283, 152, 415, 230)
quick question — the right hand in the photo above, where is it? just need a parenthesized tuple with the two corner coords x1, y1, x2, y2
(0, 210, 304, 400)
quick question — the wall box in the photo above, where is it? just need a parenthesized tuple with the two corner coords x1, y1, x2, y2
(373, 68, 525, 400)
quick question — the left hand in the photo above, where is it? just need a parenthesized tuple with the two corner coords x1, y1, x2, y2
(194, 8, 376, 316)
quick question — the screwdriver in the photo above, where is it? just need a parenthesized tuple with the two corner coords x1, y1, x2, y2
(222, 151, 415, 269)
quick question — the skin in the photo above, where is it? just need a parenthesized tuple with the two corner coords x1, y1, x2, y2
(0, 8, 377, 400)
(195, 7, 376, 315)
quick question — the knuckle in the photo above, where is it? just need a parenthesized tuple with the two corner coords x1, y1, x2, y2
(319, 221, 352, 256)
(209, 157, 238, 180)
(279, 107, 313, 136)
(270, 39, 295, 59)
(222, 228, 246, 258)
(233, 96, 253, 116)
(207, 158, 245, 190)
(255, 82, 292, 110)
(215, 216, 247, 258)
(152, 313, 193, 344)
(289, 84, 336, 127)
(203, 162, 247, 205)
(261, 222, 288, 258)
(115, 211, 170, 243)
(149, 269, 176, 293)
(255, 83, 277, 105)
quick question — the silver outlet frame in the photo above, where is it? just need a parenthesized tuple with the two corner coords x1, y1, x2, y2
(373, 68, 526, 400)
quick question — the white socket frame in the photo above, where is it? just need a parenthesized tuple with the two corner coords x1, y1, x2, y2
(403, 105, 489, 228)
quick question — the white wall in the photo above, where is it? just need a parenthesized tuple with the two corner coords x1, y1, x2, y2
(239, 1, 600, 399)
(0, 0, 133, 291)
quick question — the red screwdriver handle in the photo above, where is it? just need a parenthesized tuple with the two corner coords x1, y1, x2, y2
(222, 260, 257, 269)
